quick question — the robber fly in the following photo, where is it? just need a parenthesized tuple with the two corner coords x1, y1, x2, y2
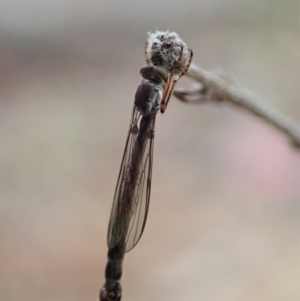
(100, 40, 193, 301)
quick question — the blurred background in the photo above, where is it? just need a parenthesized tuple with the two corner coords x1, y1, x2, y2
(0, 0, 299, 300)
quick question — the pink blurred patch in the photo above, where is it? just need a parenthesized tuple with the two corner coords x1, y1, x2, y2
(220, 121, 300, 202)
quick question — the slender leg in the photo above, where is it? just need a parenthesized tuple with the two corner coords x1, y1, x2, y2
(145, 41, 150, 65)
(160, 74, 177, 113)
(160, 49, 193, 113)
(178, 49, 193, 79)
(161, 71, 174, 105)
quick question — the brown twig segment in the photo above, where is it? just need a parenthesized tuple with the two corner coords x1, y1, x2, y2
(174, 63, 300, 149)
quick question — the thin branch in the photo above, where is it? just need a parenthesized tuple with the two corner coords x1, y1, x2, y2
(174, 63, 300, 149)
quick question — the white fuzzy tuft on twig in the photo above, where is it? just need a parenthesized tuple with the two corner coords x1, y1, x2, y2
(146, 30, 191, 76)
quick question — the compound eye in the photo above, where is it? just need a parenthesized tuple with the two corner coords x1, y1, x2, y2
(140, 66, 168, 83)
(153, 66, 168, 83)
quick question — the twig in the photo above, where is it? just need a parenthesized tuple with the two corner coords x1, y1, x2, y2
(174, 63, 300, 149)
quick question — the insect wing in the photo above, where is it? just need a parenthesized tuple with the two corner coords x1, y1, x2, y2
(124, 116, 155, 252)
(107, 107, 156, 252)
(107, 106, 140, 249)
